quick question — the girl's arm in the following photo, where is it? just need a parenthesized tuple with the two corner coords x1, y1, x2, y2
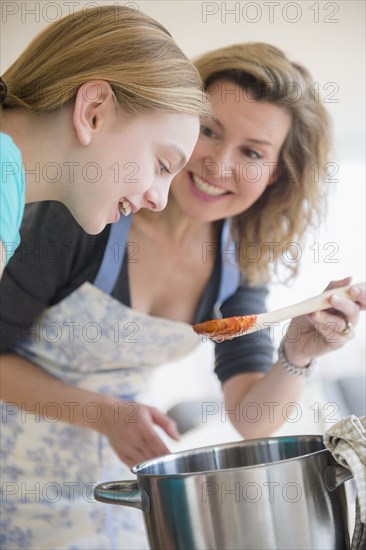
(1, 352, 179, 467)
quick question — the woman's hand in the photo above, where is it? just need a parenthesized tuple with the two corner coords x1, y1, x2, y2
(283, 277, 365, 367)
(99, 397, 180, 467)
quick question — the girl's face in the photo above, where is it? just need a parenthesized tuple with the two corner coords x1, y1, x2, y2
(69, 105, 199, 234)
(170, 80, 292, 223)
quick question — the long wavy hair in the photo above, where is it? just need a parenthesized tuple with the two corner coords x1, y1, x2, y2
(1, 4, 209, 118)
(194, 43, 331, 285)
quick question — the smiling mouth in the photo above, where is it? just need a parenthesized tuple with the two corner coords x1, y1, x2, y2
(118, 198, 132, 216)
(191, 173, 230, 197)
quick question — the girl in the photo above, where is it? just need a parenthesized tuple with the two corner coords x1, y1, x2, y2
(0, 4, 208, 276)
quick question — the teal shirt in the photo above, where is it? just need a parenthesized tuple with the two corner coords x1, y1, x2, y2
(0, 132, 25, 264)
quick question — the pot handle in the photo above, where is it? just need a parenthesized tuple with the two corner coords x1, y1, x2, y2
(94, 480, 150, 513)
(324, 464, 353, 492)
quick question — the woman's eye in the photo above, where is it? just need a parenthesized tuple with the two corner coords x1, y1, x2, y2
(243, 149, 262, 159)
(200, 125, 216, 138)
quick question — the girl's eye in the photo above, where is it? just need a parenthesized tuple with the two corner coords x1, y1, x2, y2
(200, 125, 216, 138)
(243, 148, 262, 159)
(159, 162, 171, 175)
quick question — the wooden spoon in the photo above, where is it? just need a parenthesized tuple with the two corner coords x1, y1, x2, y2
(192, 282, 365, 342)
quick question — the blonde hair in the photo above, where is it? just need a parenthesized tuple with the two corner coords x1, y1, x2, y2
(1, 4, 209, 117)
(194, 43, 331, 285)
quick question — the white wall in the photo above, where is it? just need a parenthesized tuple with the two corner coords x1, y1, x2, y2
(1, 1, 365, 429)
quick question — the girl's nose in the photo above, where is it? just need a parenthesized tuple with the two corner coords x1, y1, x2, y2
(143, 183, 169, 212)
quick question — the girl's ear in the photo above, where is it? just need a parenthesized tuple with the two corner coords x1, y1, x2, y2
(73, 80, 115, 146)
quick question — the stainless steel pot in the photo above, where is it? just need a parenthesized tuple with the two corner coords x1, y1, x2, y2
(95, 435, 353, 549)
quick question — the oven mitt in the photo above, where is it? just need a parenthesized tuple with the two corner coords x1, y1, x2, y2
(323, 415, 366, 550)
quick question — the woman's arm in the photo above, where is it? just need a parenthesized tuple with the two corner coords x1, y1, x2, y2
(222, 366, 303, 438)
(0, 202, 93, 350)
(222, 278, 365, 438)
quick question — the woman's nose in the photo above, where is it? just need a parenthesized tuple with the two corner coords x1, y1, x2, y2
(217, 144, 236, 169)
(205, 144, 237, 181)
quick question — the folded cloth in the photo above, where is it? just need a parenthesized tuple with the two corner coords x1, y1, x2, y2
(323, 415, 366, 550)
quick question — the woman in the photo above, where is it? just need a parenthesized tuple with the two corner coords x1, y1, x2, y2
(1, 43, 364, 549)
(0, 4, 208, 276)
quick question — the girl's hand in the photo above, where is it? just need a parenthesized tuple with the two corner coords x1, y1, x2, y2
(283, 277, 365, 367)
(99, 398, 180, 467)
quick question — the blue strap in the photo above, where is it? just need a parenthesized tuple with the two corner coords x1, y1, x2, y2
(214, 219, 241, 316)
(94, 215, 240, 306)
(93, 215, 133, 295)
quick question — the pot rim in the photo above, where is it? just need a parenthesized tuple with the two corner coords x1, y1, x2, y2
(131, 434, 328, 478)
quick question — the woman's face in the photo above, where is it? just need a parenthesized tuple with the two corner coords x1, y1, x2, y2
(70, 107, 200, 234)
(170, 80, 292, 222)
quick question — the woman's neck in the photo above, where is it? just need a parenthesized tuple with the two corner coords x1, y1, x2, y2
(137, 194, 212, 244)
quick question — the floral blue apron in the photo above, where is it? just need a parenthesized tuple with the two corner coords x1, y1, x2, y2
(0, 216, 240, 550)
